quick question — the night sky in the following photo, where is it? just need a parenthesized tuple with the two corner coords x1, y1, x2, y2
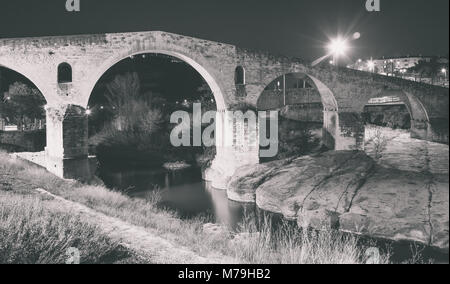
(0, 0, 448, 62)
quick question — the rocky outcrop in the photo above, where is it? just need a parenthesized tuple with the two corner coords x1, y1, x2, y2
(227, 158, 295, 203)
(227, 150, 449, 252)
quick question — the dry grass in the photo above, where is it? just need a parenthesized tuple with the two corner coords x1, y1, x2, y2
(1, 153, 230, 259)
(1, 151, 391, 264)
(0, 191, 138, 264)
(233, 214, 390, 264)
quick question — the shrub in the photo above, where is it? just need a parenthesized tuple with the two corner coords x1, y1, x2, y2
(365, 125, 388, 160)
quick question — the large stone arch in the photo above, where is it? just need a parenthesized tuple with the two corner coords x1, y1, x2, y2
(79, 48, 237, 189)
(0, 62, 48, 102)
(256, 72, 340, 150)
(82, 49, 228, 111)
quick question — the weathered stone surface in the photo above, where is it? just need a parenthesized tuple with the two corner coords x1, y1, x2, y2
(253, 151, 374, 220)
(298, 208, 340, 230)
(430, 178, 450, 250)
(227, 158, 294, 203)
(365, 127, 449, 175)
(228, 150, 449, 251)
(343, 167, 432, 245)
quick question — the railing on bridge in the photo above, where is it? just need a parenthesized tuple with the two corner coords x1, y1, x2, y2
(367, 96, 403, 105)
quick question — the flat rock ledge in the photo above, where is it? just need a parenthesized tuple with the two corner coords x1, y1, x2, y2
(227, 151, 449, 252)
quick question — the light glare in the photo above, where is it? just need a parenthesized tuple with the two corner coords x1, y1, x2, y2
(327, 38, 349, 57)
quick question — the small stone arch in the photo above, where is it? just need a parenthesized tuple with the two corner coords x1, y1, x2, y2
(362, 89, 431, 140)
(57, 62, 73, 84)
(257, 72, 339, 151)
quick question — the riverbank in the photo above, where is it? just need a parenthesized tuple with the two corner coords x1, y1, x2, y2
(228, 128, 449, 256)
(0, 188, 145, 263)
(1, 151, 389, 264)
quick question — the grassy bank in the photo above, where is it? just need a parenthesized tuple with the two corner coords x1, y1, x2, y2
(0, 191, 144, 264)
(0, 151, 388, 264)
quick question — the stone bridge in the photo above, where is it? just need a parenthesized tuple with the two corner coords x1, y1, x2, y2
(0, 31, 448, 188)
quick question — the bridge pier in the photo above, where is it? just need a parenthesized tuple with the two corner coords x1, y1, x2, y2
(410, 119, 431, 141)
(45, 105, 89, 179)
(204, 110, 260, 189)
(334, 112, 365, 151)
(323, 109, 338, 150)
(323, 110, 365, 151)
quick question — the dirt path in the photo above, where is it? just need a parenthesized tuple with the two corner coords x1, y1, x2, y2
(34, 188, 235, 264)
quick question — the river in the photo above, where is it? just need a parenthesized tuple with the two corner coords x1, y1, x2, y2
(98, 165, 255, 230)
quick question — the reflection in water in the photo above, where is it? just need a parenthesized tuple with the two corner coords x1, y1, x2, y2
(98, 166, 255, 230)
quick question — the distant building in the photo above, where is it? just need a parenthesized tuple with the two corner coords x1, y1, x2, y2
(348, 56, 449, 87)
(349, 56, 432, 74)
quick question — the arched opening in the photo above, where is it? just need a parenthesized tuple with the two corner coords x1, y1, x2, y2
(57, 63, 72, 84)
(235, 66, 245, 85)
(361, 89, 445, 169)
(363, 90, 412, 131)
(257, 73, 338, 161)
(85, 51, 226, 111)
(0, 66, 46, 153)
(85, 52, 233, 219)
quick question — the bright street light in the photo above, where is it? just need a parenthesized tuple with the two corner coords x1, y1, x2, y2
(327, 37, 350, 64)
(311, 32, 360, 67)
(86, 109, 92, 116)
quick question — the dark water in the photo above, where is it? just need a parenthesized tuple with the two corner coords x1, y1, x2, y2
(98, 165, 255, 230)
